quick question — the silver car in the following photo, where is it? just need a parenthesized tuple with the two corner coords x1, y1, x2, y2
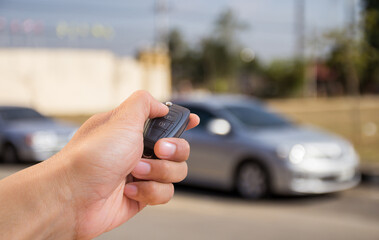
(174, 95, 360, 199)
(0, 106, 78, 163)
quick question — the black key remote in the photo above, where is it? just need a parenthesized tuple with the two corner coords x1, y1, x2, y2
(143, 102, 190, 159)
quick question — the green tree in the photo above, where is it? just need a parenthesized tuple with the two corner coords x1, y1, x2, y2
(260, 59, 306, 98)
(201, 8, 248, 92)
(362, 0, 379, 93)
(168, 9, 248, 92)
(168, 29, 187, 61)
(168, 29, 204, 88)
(322, 29, 363, 95)
(168, 8, 308, 98)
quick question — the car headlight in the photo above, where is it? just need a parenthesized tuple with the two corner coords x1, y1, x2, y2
(276, 144, 306, 164)
(289, 144, 306, 164)
(28, 131, 58, 149)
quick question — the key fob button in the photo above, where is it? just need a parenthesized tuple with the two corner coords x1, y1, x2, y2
(164, 112, 179, 122)
(146, 127, 165, 142)
(154, 118, 171, 130)
(165, 124, 173, 132)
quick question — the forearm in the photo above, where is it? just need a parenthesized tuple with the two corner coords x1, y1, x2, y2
(0, 157, 76, 240)
(0, 91, 198, 240)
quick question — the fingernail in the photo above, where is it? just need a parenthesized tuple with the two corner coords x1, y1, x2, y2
(125, 184, 138, 196)
(134, 161, 151, 175)
(159, 141, 176, 157)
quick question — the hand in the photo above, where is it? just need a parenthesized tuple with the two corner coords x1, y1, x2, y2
(57, 91, 199, 239)
(0, 90, 199, 240)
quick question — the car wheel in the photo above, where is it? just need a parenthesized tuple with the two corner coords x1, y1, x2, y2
(1, 144, 19, 164)
(236, 161, 268, 199)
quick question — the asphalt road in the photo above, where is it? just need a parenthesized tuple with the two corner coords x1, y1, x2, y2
(1, 164, 378, 240)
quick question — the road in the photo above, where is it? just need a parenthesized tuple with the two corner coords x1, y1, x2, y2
(1, 164, 378, 240)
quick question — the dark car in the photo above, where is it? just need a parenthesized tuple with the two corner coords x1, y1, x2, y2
(0, 106, 78, 163)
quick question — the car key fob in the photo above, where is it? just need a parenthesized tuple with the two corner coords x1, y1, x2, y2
(143, 102, 190, 159)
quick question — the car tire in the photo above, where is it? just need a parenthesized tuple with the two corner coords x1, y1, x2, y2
(1, 144, 19, 164)
(235, 161, 269, 199)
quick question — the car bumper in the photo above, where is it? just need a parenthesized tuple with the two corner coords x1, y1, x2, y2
(288, 172, 360, 194)
(271, 161, 360, 195)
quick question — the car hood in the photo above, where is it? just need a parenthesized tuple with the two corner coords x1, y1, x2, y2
(246, 125, 345, 148)
(4, 119, 78, 135)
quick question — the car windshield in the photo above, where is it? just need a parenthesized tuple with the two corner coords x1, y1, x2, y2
(225, 105, 292, 129)
(0, 108, 46, 122)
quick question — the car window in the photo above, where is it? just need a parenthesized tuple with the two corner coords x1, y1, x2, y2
(225, 105, 291, 129)
(184, 106, 216, 129)
(0, 108, 46, 122)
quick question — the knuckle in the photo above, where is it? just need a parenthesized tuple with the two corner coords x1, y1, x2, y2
(132, 90, 151, 100)
(130, 90, 152, 118)
(159, 161, 171, 180)
(166, 184, 175, 202)
(169, 138, 190, 157)
(146, 183, 162, 204)
(86, 112, 105, 126)
(176, 162, 188, 182)
(88, 112, 101, 121)
(143, 182, 174, 205)
(109, 108, 121, 120)
(183, 139, 190, 153)
(160, 184, 174, 204)
(146, 182, 159, 197)
(178, 139, 190, 160)
(182, 162, 188, 178)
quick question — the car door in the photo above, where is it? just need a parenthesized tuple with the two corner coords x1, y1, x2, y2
(181, 106, 236, 188)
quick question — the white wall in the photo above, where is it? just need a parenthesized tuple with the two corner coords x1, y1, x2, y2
(0, 48, 171, 115)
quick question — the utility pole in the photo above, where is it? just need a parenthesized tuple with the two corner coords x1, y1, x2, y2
(294, 0, 314, 97)
(343, 0, 359, 96)
(294, 0, 305, 59)
(154, 0, 170, 50)
(347, 0, 361, 147)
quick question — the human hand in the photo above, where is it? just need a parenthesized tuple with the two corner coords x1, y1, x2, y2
(51, 91, 199, 239)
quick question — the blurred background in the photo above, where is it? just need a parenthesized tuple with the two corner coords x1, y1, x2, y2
(0, 0, 378, 239)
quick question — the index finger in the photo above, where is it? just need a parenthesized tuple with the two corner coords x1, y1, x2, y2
(186, 113, 200, 131)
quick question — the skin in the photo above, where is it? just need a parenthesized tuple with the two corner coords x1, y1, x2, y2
(0, 90, 200, 240)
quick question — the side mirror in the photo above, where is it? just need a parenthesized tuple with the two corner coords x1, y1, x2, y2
(206, 118, 232, 136)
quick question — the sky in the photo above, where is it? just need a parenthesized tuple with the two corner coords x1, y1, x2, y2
(0, 0, 361, 61)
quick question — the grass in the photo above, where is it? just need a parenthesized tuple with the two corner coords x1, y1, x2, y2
(53, 96, 379, 163)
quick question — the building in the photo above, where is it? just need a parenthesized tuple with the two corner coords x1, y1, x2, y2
(0, 48, 171, 115)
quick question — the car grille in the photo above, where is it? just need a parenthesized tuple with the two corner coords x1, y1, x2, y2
(305, 143, 343, 160)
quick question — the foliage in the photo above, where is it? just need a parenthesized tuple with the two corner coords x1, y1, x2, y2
(168, 2, 379, 97)
(168, 29, 204, 87)
(169, 8, 248, 92)
(361, 0, 379, 93)
(168, 8, 306, 97)
(321, 29, 364, 95)
(316, 0, 379, 95)
(261, 60, 306, 98)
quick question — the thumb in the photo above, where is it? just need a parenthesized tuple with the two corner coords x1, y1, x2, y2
(112, 90, 169, 130)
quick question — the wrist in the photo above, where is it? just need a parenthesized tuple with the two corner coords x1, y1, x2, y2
(37, 155, 77, 239)
(0, 155, 76, 239)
